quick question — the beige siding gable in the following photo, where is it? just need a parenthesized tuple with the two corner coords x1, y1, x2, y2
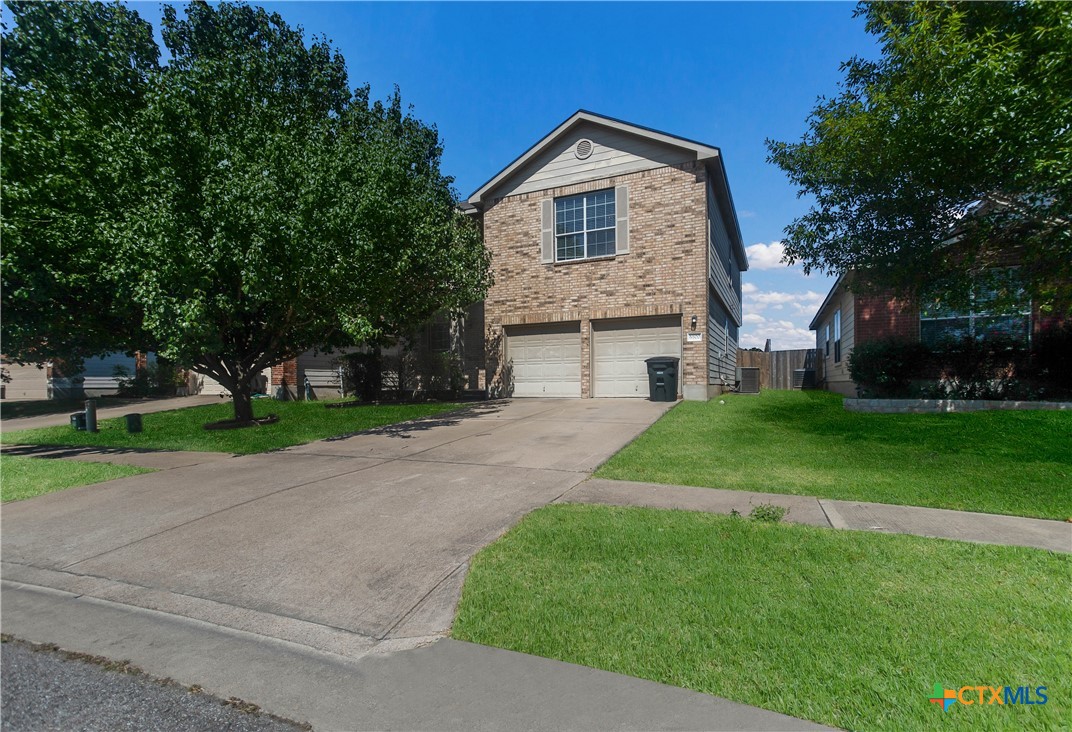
(493, 122, 695, 199)
(818, 291, 854, 384)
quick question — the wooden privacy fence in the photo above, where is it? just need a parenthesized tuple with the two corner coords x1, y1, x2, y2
(736, 348, 817, 390)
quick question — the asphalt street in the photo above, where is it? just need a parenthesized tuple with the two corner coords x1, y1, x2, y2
(1, 638, 307, 732)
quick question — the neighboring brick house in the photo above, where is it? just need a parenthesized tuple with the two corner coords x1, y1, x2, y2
(810, 271, 1051, 396)
(464, 110, 748, 400)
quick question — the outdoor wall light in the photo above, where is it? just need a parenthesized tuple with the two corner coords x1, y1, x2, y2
(690, 315, 698, 331)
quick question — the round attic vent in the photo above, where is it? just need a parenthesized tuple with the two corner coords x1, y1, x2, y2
(574, 139, 594, 160)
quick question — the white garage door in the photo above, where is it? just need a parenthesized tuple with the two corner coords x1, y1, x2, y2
(194, 368, 271, 396)
(506, 323, 581, 397)
(593, 317, 681, 397)
(194, 372, 230, 396)
(1, 360, 49, 401)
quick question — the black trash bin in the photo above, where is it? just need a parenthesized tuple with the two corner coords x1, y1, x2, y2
(70, 411, 87, 431)
(125, 413, 143, 433)
(645, 356, 679, 402)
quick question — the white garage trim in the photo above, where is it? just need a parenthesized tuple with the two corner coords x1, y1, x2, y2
(592, 316, 682, 398)
(506, 323, 582, 397)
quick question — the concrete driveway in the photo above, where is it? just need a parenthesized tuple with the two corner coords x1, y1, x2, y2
(2, 399, 672, 655)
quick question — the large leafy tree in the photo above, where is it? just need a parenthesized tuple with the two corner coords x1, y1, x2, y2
(768, 1, 1072, 311)
(1, 1, 160, 368)
(4, 1, 490, 423)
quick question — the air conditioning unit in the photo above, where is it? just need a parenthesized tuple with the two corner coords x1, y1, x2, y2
(793, 369, 817, 390)
(738, 367, 760, 394)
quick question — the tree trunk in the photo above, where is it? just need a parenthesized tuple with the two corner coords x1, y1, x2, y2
(230, 376, 255, 423)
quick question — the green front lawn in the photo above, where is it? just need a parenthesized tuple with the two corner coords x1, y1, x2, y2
(596, 390, 1072, 519)
(454, 504, 1070, 732)
(1, 399, 462, 454)
(1, 454, 154, 502)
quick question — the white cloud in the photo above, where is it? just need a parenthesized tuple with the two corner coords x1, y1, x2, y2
(745, 241, 790, 270)
(738, 312, 815, 350)
(738, 284, 826, 351)
(747, 288, 824, 313)
(741, 282, 758, 295)
(739, 210, 756, 218)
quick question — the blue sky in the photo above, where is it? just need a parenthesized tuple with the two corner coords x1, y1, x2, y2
(128, 1, 880, 349)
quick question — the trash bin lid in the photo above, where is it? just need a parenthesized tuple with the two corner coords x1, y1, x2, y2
(644, 356, 680, 365)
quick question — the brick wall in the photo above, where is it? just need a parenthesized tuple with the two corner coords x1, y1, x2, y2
(481, 162, 710, 398)
(271, 358, 298, 387)
(853, 292, 919, 345)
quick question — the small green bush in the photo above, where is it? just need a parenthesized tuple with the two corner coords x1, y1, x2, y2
(850, 329, 1072, 401)
(923, 333, 1030, 400)
(113, 361, 183, 397)
(1024, 322, 1072, 399)
(341, 351, 383, 402)
(847, 338, 931, 397)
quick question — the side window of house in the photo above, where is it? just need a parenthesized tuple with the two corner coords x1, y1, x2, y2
(833, 309, 842, 363)
(824, 324, 830, 357)
(555, 189, 615, 261)
(919, 272, 1030, 346)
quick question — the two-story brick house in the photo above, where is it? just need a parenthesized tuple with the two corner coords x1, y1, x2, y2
(465, 111, 748, 400)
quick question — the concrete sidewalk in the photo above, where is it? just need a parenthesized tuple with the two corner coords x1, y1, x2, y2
(562, 479, 1072, 553)
(1, 394, 220, 431)
(1, 583, 831, 731)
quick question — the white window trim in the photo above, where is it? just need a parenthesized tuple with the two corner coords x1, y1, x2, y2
(554, 190, 616, 262)
(920, 277, 1032, 344)
(833, 310, 842, 363)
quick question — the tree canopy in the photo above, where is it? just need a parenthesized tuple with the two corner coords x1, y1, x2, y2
(767, 1, 1071, 312)
(1, 1, 160, 367)
(2, 1, 491, 422)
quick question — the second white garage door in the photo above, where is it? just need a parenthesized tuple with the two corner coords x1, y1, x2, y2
(506, 323, 581, 397)
(593, 316, 682, 397)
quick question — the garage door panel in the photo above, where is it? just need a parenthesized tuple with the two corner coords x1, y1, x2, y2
(507, 324, 581, 397)
(593, 317, 681, 398)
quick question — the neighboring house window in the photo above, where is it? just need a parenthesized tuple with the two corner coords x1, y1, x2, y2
(824, 324, 830, 357)
(428, 319, 450, 352)
(833, 310, 842, 363)
(555, 189, 615, 261)
(920, 281, 1030, 346)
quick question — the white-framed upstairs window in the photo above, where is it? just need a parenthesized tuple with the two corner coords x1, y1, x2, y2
(554, 189, 615, 261)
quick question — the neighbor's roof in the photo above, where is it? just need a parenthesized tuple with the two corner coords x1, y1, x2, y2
(467, 110, 748, 269)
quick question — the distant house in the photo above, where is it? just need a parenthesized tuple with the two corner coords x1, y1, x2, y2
(809, 271, 1060, 396)
(1, 352, 149, 401)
